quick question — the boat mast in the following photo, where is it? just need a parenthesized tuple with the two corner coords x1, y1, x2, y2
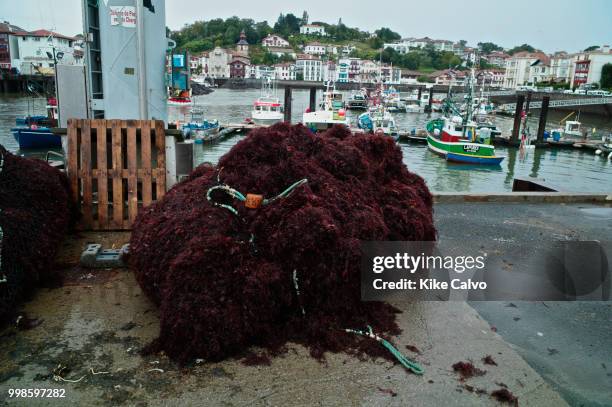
(463, 68, 475, 136)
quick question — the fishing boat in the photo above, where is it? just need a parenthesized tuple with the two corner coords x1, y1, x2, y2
(11, 97, 60, 149)
(346, 89, 368, 110)
(426, 70, 504, 166)
(358, 106, 398, 136)
(383, 86, 406, 112)
(426, 117, 503, 165)
(168, 96, 193, 106)
(302, 81, 349, 131)
(182, 106, 219, 142)
(251, 77, 283, 125)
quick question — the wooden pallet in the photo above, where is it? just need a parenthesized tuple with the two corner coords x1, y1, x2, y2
(67, 119, 166, 230)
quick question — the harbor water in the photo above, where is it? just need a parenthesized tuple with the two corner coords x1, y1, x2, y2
(1, 90, 611, 193)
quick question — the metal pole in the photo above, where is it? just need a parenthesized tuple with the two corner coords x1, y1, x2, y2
(136, 0, 148, 119)
(511, 94, 525, 144)
(283, 86, 292, 123)
(52, 45, 60, 125)
(309, 87, 316, 112)
(536, 96, 550, 145)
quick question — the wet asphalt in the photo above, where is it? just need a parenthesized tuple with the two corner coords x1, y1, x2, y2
(435, 203, 612, 407)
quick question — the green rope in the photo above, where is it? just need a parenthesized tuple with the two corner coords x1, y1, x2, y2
(206, 170, 308, 216)
(345, 325, 424, 375)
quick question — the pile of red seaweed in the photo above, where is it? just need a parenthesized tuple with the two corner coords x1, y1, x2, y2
(129, 123, 436, 364)
(0, 145, 75, 324)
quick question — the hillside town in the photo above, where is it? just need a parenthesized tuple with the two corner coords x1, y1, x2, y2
(188, 31, 612, 91)
(1, 14, 611, 92)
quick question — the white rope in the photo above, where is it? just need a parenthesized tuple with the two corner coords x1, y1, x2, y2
(292, 269, 306, 316)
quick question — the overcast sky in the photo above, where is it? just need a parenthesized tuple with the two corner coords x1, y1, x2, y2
(2, 0, 611, 52)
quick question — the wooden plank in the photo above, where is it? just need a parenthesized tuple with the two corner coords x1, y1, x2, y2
(67, 119, 79, 207)
(95, 120, 108, 228)
(140, 120, 152, 208)
(80, 120, 93, 228)
(154, 120, 166, 198)
(126, 120, 138, 226)
(111, 120, 124, 229)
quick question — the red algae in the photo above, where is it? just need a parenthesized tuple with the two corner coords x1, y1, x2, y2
(0, 146, 75, 324)
(452, 361, 486, 379)
(129, 123, 436, 364)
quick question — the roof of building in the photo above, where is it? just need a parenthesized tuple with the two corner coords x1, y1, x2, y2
(0, 21, 26, 34)
(17, 29, 76, 41)
(263, 34, 287, 41)
(301, 24, 324, 28)
(306, 41, 323, 47)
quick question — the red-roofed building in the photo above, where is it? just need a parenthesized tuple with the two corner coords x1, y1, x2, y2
(3, 24, 82, 74)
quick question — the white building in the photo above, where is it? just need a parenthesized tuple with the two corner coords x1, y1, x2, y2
(304, 42, 326, 56)
(340, 45, 356, 56)
(528, 59, 552, 84)
(299, 24, 326, 36)
(10, 29, 82, 75)
(274, 63, 296, 80)
(296, 54, 322, 81)
(476, 69, 505, 88)
(261, 34, 290, 48)
(247, 65, 275, 79)
(208, 47, 231, 78)
(570, 46, 612, 88)
(503, 52, 543, 88)
(432, 39, 455, 52)
(360, 60, 380, 83)
(549, 52, 574, 83)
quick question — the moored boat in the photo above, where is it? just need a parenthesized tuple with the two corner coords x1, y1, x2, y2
(11, 97, 60, 149)
(346, 89, 368, 110)
(302, 81, 349, 131)
(168, 96, 193, 106)
(358, 106, 398, 136)
(426, 117, 503, 165)
(251, 77, 283, 125)
(182, 106, 219, 142)
(425, 69, 504, 166)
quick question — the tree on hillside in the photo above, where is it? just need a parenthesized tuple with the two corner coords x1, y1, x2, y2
(374, 27, 401, 43)
(458, 40, 467, 48)
(508, 44, 536, 55)
(584, 45, 600, 52)
(274, 13, 301, 37)
(477, 42, 503, 54)
(601, 63, 612, 89)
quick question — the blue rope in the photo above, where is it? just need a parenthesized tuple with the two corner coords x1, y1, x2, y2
(345, 325, 424, 375)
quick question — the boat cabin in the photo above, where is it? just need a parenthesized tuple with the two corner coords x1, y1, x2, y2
(564, 120, 582, 137)
(439, 116, 477, 143)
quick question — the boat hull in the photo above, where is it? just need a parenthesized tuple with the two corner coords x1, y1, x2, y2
(11, 128, 61, 149)
(251, 113, 283, 126)
(427, 134, 504, 165)
(446, 152, 504, 165)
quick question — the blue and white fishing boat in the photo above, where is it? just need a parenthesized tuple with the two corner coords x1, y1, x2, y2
(358, 106, 398, 136)
(11, 97, 61, 149)
(182, 106, 220, 142)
